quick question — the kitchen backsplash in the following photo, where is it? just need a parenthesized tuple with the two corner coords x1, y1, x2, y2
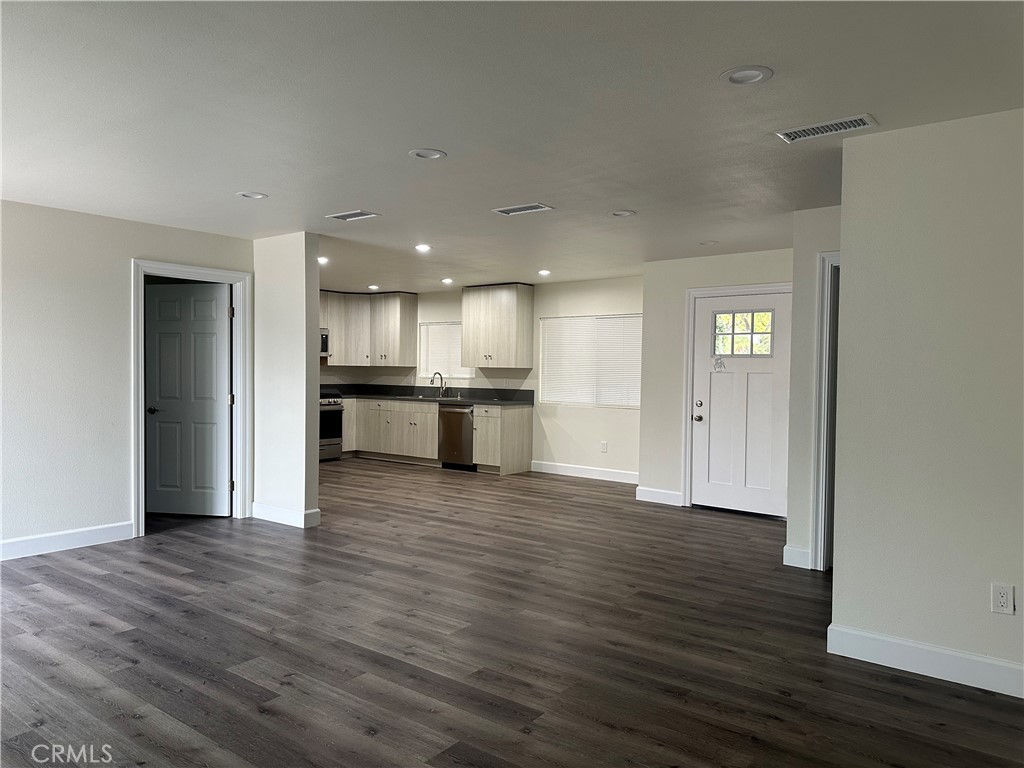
(320, 364, 534, 392)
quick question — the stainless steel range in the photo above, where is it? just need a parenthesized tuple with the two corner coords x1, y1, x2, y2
(319, 398, 344, 461)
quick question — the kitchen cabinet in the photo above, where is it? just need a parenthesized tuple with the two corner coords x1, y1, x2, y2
(319, 292, 329, 329)
(360, 406, 392, 454)
(340, 293, 373, 365)
(473, 413, 502, 466)
(341, 398, 358, 452)
(472, 404, 533, 475)
(391, 410, 438, 459)
(370, 292, 417, 366)
(346, 397, 529, 473)
(355, 399, 437, 459)
(321, 291, 417, 367)
(461, 284, 534, 368)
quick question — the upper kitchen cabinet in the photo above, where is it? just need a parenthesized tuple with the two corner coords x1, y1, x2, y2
(321, 291, 417, 367)
(339, 293, 373, 365)
(319, 292, 330, 330)
(371, 292, 417, 366)
(461, 283, 534, 368)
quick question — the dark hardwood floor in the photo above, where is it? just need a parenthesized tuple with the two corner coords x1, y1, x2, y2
(3, 458, 1022, 767)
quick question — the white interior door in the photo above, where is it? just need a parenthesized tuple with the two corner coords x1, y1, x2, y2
(690, 292, 791, 516)
(145, 283, 231, 516)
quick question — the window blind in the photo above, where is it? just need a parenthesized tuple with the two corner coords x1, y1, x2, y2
(418, 322, 474, 379)
(540, 314, 642, 408)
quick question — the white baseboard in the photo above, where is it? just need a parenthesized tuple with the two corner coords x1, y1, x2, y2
(783, 545, 811, 569)
(635, 486, 685, 506)
(1, 521, 134, 561)
(827, 624, 1023, 698)
(531, 461, 638, 485)
(252, 503, 321, 529)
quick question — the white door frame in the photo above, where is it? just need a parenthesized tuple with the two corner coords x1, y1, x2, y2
(131, 259, 253, 536)
(682, 282, 793, 507)
(811, 252, 841, 570)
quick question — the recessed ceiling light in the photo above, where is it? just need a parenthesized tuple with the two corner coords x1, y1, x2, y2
(699, 240, 719, 246)
(367, 285, 380, 291)
(538, 270, 551, 277)
(236, 191, 268, 199)
(440, 278, 454, 285)
(720, 65, 773, 85)
(415, 244, 432, 253)
(409, 148, 447, 160)
(317, 256, 328, 265)
(611, 210, 636, 217)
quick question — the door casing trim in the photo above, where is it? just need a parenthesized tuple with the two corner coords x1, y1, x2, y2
(811, 251, 841, 570)
(681, 282, 793, 509)
(131, 259, 254, 536)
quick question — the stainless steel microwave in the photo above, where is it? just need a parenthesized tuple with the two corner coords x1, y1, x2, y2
(320, 328, 329, 358)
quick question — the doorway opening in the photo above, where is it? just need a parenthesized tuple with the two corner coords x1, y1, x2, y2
(131, 260, 253, 537)
(812, 252, 841, 570)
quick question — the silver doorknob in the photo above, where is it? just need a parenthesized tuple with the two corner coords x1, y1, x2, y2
(692, 414, 703, 422)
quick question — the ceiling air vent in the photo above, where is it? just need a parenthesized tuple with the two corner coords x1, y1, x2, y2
(325, 210, 380, 221)
(776, 114, 877, 144)
(491, 203, 555, 216)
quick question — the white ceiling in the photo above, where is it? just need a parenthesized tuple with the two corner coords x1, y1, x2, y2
(3, 2, 1021, 292)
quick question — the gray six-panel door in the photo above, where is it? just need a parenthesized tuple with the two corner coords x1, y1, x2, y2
(145, 283, 231, 516)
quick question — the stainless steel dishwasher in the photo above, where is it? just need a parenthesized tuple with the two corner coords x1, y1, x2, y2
(438, 404, 474, 466)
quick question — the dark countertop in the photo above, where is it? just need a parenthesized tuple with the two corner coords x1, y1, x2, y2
(320, 383, 534, 406)
(353, 395, 531, 407)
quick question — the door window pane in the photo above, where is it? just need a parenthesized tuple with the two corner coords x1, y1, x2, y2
(753, 333, 772, 355)
(711, 309, 774, 357)
(754, 312, 772, 333)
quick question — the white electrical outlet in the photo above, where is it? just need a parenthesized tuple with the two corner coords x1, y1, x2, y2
(600, 441, 608, 453)
(991, 583, 1015, 615)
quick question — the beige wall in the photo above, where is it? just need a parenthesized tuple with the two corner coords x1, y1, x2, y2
(322, 276, 644, 478)
(786, 206, 842, 557)
(0, 201, 252, 541)
(253, 233, 320, 525)
(531, 277, 643, 477)
(832, 110, 1023, 664)
(637, 250, 794, 497)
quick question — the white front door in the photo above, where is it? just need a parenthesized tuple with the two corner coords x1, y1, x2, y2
(690, 292, 791, 517)
(145, 283, 231, 516)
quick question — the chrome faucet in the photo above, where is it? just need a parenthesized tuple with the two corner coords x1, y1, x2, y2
(430, 371, 446, 398)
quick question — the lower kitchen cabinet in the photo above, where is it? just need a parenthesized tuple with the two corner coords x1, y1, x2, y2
(472, 404, 532, 475)
(473, 415, 501, 466)
(361, 409, 392, 454)
(355, 400, 438, 460)
(344, 398, 530, 472)
(391, 412, 438, 459)
(341, 398, 358, 452)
